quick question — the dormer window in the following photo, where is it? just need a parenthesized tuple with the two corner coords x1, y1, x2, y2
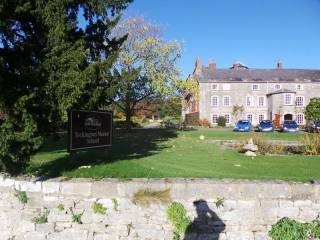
(211, 84, 219, 91)
(296, 84, 303, 91)
(252, 84, 260, 91)
(274, 84, 281, 90)
(222, 84, 231, 91)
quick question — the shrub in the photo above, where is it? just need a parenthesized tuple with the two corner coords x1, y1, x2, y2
(112, 198, 119, 211)
(92, 202, 107, 215)
(33, 209, 49, 224)
(199, 118, 211, 128)
(132, 188, 171, 206)
(217, 116, 226, 127)
(269, 217, 320, 240)
(239, 134, 284, 155)
(167, 202, 192, 240)
(14, 190, 28, 204)
(57, 203, 64, 211)
(70, 207, 84, 224)
(303, 133, 320, 155)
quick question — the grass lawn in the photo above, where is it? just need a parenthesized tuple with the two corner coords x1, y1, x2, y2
(27, 129, 320, 181)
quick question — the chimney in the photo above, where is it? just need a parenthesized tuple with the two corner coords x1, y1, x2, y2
(194, 56, 202, 74)
(209, 59, 216, 71)
(277, 60, 283, 69)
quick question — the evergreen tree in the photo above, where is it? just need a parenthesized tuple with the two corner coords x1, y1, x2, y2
(0, 0, 132, 174)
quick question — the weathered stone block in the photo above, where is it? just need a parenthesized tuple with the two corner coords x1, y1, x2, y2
(277, 207, 299, 218)
(14, 180, 42, 192)
(43, 181, 60, 194)
(23, 232, 47, 240)
(36, 223, 55, 233)
(91, 180, 119, 198)
(226, 231, 254, 240)
(60, 181, 92, 197)
(293, 200, 313, 207)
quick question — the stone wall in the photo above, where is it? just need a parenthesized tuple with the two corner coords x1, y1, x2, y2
(0, 174, 319, 240)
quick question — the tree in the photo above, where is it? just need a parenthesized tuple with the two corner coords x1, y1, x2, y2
(232, 105, 244, 122)
(305, 98, 320, 121)
(110, 17, 182, 128)
(0, 0, 132, 174)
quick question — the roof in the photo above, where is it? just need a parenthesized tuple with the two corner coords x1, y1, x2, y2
(196, 67, 320, 83)
(266, 88, 296, 96)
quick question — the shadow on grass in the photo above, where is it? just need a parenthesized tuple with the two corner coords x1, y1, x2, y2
(28, 129, 178, 178)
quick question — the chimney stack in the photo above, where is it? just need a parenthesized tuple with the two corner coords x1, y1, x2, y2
(277, 60, 283, 69)
(209, 59, 216, 71)
(194, 56, 202, 74)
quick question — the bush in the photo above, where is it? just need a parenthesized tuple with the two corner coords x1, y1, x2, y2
(303, 133, 320, 155)
(217, 116, 226, 127)
(167, 202, 192, 240)
(239, 134, 284, 155)
(113, 120, 141, 129)
(199, 118, 211, 128)
(269, 217, 320, 240)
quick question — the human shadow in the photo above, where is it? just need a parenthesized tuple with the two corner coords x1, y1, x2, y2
(184, 199, 225, 240)
(27, 128, 178, 178)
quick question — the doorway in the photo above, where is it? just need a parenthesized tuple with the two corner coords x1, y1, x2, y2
(284, 114, 293, 121)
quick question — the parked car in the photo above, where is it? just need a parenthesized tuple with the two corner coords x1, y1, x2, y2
(281, 120, 299, 132)
(257, 120, 274, 132)
(305, 120, 320, 133)
(233, 120, 252, 132)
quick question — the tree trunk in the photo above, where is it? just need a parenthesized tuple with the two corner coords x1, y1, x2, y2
(125, 105, 132, 131)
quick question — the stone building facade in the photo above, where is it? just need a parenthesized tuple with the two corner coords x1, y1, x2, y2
(183, 58, 320, 127)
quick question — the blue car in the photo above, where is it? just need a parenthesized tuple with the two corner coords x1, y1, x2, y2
(233, 120, 252, 132)
(258, 120, 274, 132)
(281, 120, 299, 132)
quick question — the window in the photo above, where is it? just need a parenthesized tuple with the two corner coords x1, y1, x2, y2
(211, 114, 218, 124)
(222, 84, 231, 91)
(246, 114, 253, 123)
(295, 96, 304, 107)
(211, 84, 219, 91)
(224, 114, 231, 124)
(246, 96, 254, 107)
(211, 96, 219, 107)
(284, 94, 293, 105)
(223, 96, 231, 106)
(252, 84, 260, 91)
(296, 114, 304, 125)
(258, 114, 264, 123)
(296, 84, 304, 91)
(258, 96, 266, 107)
(274, 84, 281, 90)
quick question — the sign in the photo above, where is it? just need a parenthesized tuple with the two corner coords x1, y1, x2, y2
(68, 110, 112, 152)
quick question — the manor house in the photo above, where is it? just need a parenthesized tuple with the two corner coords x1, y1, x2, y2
(183, 58, 320, 127)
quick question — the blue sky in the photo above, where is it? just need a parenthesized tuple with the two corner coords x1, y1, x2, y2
(125, 0, 320, 77)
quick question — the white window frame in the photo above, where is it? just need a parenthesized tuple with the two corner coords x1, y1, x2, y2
(224, 114, 231, 124)
(284, 94, 293, 105)
(258, 114, 265, 123)
(211, 96, 219, 107)
(222, 84, 231, 91)
(246, 113, 253, 123)
(295, 96, 304, 107)
(211, 114, 218, 124)
(258, 96, 266, 107)
(274, 84, 282, 90)
(252, 84, 260, 91)
(211, 84, 219, 91)
(296, 84, 304, 91)
(223, 96, 231, 107)
(246, 96, 254, 107)
(296, 114, 304, 125)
